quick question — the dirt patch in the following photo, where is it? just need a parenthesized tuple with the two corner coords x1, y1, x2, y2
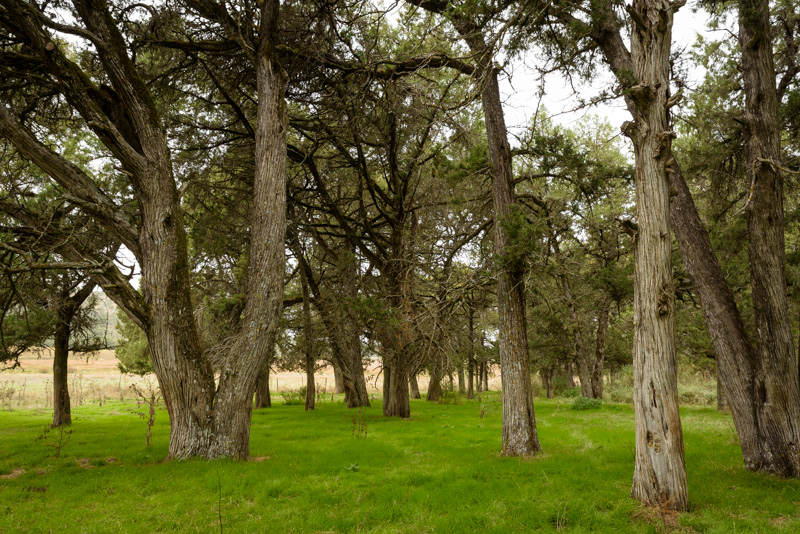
(75, 458, 94, 469)
(249, 456, 271, 462)
(0, 468, 25, 479)
(631, 502, 681, 530)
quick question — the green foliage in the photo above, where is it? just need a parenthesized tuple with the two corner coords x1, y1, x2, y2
(281, 387, 306, 405)
(571, 397, 602, 410)
(115, 311, 153, 376)
(561, 387, 581, 399)
(0, 302, 52, 365)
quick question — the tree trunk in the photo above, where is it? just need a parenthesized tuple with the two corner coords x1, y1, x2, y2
(52, 313, 72, 427)
(383, 359, 411, 417)
(301, 269, 315, 411)
(738, 0, 800, 476)
(553, 248, 592, 398)
(542, 369, 554, 399)
(426, 364, 442, 402)
(591, 297, 610, 399)
(206, 17, 287, 459)
(564, 362, 577, 389)
(716, 366, 728, 411)
(570, 0, 768, 474)
(626, 0, 688, 511)
(334, 360, 345, 395)
(254, 362, 272, 409)
(458, 365, 466, 395)
(481, 361, 489, 392)
(409, 372, 421, 399)
(467, 305, 475, 399)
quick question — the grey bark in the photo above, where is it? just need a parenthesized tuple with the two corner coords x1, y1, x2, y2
(626, 0, 688, 510)
(738, 0, 800, 475)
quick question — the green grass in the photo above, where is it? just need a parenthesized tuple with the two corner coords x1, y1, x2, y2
(1, 394, 798, 533)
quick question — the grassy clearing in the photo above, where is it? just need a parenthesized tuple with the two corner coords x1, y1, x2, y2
(1, 393, 798, 533)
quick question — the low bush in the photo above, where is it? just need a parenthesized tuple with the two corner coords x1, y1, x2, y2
(561, 387, 581, 399)
(571, 397, 602, 410)
(281, 387, 306, 405)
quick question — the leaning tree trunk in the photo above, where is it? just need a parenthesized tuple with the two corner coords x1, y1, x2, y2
(738, 0, 800, 476)
(51, 312, 72, 427)
(716, 367, 728, 412)
(626, 0, 688, 511)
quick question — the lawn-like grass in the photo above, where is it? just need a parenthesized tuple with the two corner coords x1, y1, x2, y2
(1, 393, 798, 533)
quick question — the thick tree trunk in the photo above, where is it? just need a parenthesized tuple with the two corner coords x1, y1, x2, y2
(255, 362, 272, 408)
(591, 297, 610, 399)
(383, 359, 411, 417)
(564, 362, 577, 389)
(52, 315, 71, 427)
(627, 0, 687, 511)
(206, 23, 287, 459)
(738, 0, 800, 476)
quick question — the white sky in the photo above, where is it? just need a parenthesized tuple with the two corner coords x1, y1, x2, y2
(499, 2, 718, 138)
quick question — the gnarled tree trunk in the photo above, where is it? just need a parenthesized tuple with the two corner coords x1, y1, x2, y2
(626, 0, 687, 511)
(738, 0, 800, 476)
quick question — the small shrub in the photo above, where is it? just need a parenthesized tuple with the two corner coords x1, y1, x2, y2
(438, 388, 460, 405)
(282, 387, 305, 405)
(130, 379, 162, 446)
(571, 397, 602, 410)
(561, 387, 581, 399)
(36, 423, 74, 458)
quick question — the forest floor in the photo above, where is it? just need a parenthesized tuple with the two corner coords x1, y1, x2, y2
(1, 388, 798, 533)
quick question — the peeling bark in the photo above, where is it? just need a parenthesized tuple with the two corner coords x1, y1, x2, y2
(626, 0, 688, 510)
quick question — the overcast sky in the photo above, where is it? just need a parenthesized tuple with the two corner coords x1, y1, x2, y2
(499, 2, 721, 138)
